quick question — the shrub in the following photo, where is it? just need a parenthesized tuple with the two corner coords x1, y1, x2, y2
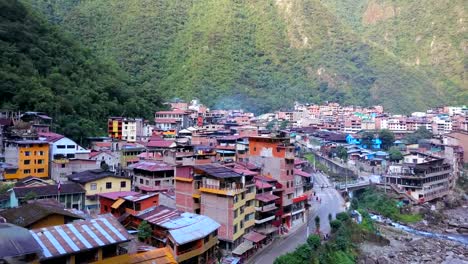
(330, 220, 342, 233)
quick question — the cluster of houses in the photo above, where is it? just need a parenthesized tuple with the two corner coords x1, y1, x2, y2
(0, 100, 466, 263)
(0, 102, 316, 263)
(271, 102, 467, 135)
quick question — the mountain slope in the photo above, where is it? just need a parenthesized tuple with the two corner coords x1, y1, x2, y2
(25, 0, 467, 113)
(0, 0, 161, 139)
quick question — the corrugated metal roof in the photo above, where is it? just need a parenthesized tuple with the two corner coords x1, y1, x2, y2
(111, 198, 125, 209)
(128, 161, 174, 172)
(92, 248, 176, 264)
(136, 206, 220, 245)
(255, 193, 280, 203)
(30, 214, 132, 259)
(168, 214, 220, 245)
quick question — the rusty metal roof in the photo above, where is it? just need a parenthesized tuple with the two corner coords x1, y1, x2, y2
(30, 214, 132, 259)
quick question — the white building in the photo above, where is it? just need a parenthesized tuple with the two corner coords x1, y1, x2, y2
(38, 132, 90, 160)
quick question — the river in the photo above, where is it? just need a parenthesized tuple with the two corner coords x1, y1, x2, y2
(370, 214, 468, 245)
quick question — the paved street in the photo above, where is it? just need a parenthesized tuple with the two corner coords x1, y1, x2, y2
(248, 172, 345, 264)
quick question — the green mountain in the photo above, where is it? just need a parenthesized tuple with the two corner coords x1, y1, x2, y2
(0, 0, 161, 139)
(8, 0, 468, 117)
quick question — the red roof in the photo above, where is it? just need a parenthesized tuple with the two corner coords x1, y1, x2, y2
(38, 132, 64, 143)
(243, 231, 266, 243)
(94, 142, 112, 147)
(129, 161, 173, 172)
(294, 159, 307, 166)
(147, 140, 174, 148)
(254, 175, 277, 183)
(138, 185, 170, 192)
(255, 181, 273, 189)
(156, 110, 187, 115)
(233, 168, 258, 176)
(255, 193, 280, 203)
(98, 191, 139, 200)
(294, 169, 311, 178)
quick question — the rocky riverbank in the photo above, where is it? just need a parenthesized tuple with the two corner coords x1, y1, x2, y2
(358, 224, 468, 264)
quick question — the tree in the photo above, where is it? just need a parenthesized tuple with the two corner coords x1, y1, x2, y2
(336, 212, 350, 222)
(266, 119, 277, 131)
(307, 234, 321, 250)
(314, 215, 321, 233)
(137, 220, 152, 242)
(336, 146, 348, 162)
(100, 161, 109, 171)
(279, 120, 289, 130)
(330, 220, 342, 233)
(379, 129, 395, 150)
(360, 131, 375, 149)
(24, 191, 37, 202)
(405, 127, 433, 144)
(388, 147, 403, 162)
(350, 198, 359, 210)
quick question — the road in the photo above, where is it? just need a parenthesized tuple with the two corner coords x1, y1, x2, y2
(248, 172, 345, 264)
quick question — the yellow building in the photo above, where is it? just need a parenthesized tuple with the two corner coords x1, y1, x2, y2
(67, 169, 131, 209)
(4, 140, 49, 180)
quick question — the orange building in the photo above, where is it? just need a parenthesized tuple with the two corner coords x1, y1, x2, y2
(4, 140, 49, 180)
(99, 191, 159, 217)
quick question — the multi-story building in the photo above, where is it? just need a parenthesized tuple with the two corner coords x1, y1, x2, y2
(108, 117, 144, 142)
(4, 140, 49, 180)
(99, 191, 159, 217)
(38, 132, 90, 159)
(129, 160, 174, 193)
(175, 164, 256, 251)
(50, 158, 99, 183)
(155, 110, 190, 131)
(248, 136, 308, 228)
(67, 169, 131, 209)
(384, 152, 453, 203)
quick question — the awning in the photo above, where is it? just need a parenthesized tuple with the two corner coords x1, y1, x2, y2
(192, 193, 201, 199)
(232, 241, 254, 255)
(111, 198, 125, 209)
(243, 231, 266, 243)
(292, 194, 308, 203)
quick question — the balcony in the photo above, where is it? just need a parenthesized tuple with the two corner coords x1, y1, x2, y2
(255, 203, 277, 212)
(245, 192, 255, 201)
(176, 237, 218, 263)
(255, 215, 275, 224)
(244, 206, 256, 215)
(199, 184, 244, 196)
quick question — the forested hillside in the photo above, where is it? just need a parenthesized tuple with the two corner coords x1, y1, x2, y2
(4, 0, 467, 122)
(0, 0, 161, 139)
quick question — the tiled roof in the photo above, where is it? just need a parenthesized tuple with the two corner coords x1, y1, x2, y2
(255, 193, 280, 203)
(98, 191, 139, 201)
(30, 214, 132, 259)
(128, 161, 173, 172)
(255, 181, 273, 189)
(92, 248, 176, 264)
(38, 132, 65, 143)
(13, 183, 85, 198)
(0, 202, 83, 227)
(194, 164, 243, 178)
(294, 169, 311, 178)
(67, 169, 127, 184)
(243, 231, 266, 243)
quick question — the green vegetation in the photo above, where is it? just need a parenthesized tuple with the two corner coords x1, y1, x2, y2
(0, 0, 162, 141)
(388, 147, 404, 161)
(405, 127, 433, 144)
(355, 188, 422, 223)
(26, 0, 466, 114)
(304, 154, 330, 174)
(275, 212, 387, 264)
(378, 129, 395, 150)
(0, 183, 14, 195)
(137, 220, 152, 242)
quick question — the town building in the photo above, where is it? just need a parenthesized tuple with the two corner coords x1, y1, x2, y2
(93, 248, 176, 264)
(384, 152, 453, 203)
(122, 205, 220, 263)
(175, 164, 256, 252)
(99, 191, 159, 217)
(89, 151, 120, 172)
(129, 160, 175, 193)
(67, 169, 131, 209)
(8, 182, 85, 209)
(4, 140, 49, 180)
(155, 110, 190, 131)
(30, 214, 132, 264)
(108, 117, 145, 142)
(50, 158, 100, 183)
(0, 223, 42, 263)
(38, 132, 90, 159)
(0, 200, 83, 229)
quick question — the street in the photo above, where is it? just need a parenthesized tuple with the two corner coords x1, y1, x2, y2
(248, 172, 345, 264)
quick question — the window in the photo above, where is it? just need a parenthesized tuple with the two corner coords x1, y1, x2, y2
(37, 168, 45, 173)
(234, 209, 238, 218)
(24, 160, 30, 165)
(204, 235, 210, 244)
(104, 205, 108, 211)
(120, 181, 126, 188)
(145, 180, 149, 185)
(66, 154, 75, 159)
(135, 203, 141, 211)
(57, 145, 66, 149)
(233, 224, 238, 234)
(67, 145, 75, 149)
(38, 151, 44, 156)
(106, 182, 112, 189)
(90, 183, 97, 190)
(61, 164, 66, 168)
(24, 169, 31, 174)
(24, 151, 31, 156)
(139, 179, 143, 184)
(37, 159, 44, 164)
